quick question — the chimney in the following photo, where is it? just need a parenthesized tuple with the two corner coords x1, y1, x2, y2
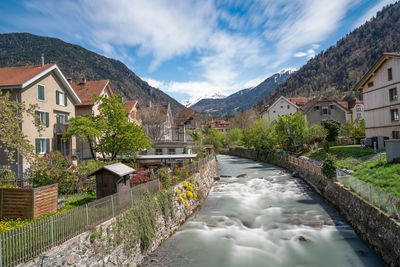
(41, 53, 44, 67)
(82, 77, 86, 84)
(66, 78, 72, 84)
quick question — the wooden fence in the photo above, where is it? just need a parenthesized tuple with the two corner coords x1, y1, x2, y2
(0, 184, 58, 220)
(0, 179, 160, 267)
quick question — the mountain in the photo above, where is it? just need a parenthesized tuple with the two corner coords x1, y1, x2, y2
(0, 33, 184, 113)
(191, 69, 295, 116)
(259, 1, 400, 107)
(182, 93, 226, 107)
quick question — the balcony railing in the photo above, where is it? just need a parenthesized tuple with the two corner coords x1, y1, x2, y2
(54, 122, 69, 134)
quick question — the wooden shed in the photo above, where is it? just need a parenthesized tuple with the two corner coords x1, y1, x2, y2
(88, 163, 135, 199)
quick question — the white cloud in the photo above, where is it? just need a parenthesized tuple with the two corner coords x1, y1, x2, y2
(294, 48, 316, 58)
(353, 0, 397, 29)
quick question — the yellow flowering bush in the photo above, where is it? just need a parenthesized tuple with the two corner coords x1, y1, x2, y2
(175, 180, 200, 209)
(0, 218, 31, 233)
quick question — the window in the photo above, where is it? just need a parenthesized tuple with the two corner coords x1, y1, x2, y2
(391, 109, 399, 121)
(329, 104, 335, 110)
(388, 68, 393, 81)
(56, 114, 68, 123)
(155, 148, 163, 155)
(393, 131, 400, 139)
(322, 108, 328, 115)
(356, 107, 362, 112)
(38, 85, 45, 101)
(168, 148, 175, 155)
(35, 111, 49, 127)
(280, 106, 283, 108)
(314, 106, 320, 111)
(287, 105, 290, 109)
(389, 88, 397, 101)
(368, 81, 374, 88)
(273, 110, 276, 113)
(356, 113, 362, 119)
(56, 91, 67, 106)
(35, 138, 49, 154)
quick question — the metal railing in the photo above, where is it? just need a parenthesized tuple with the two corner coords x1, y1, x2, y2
(0, 179, 160, 267)
(336, 170, 400, 221)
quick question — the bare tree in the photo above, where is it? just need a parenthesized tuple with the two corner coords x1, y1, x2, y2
(230, 109, 259, 130)
(140, 105, 168, 141)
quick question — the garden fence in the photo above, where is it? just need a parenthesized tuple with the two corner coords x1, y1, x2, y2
(336, 170, 400, 221)
(285, 155, 400, 221)
(0, 179, 160, 267)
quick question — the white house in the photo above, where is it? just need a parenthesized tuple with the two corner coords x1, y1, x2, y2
(261, 96, 300, 121)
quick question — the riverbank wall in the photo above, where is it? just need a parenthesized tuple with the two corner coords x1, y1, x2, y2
(222, 148, 400, 267)
(20, 157, 218, 267)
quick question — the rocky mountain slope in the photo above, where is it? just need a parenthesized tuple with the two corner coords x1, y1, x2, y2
(0, 33, 184, 113)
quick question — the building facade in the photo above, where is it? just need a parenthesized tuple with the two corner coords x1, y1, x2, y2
(71, 79, 114, 159)
(262, 96, 301, 121)
(0, 64, 81, 177)
(301, 97, 351, 126)
(354, 53, 400, 139)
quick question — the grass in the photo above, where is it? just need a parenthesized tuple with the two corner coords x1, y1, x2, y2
(303, 145, 384, 169)
(352, 157, 400, 197)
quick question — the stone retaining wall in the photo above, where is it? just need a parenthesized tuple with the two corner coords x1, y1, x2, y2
(21, 158, 218, 267)
(222, 148, 400, 267)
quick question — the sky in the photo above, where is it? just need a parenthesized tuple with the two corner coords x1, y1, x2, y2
(0, 0, 397, 104)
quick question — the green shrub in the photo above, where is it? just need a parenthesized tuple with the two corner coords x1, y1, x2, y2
(157, 168, 172, 189)
(322, 153, 337, 179)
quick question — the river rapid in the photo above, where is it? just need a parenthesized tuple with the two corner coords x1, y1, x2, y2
(143, 155, 383, 267)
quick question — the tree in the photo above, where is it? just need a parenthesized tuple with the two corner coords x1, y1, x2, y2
(0, 92, 43, 177)
(342, 119, 365, 143)
(203, 129, 225, 153)
(63, 94, 151, 160)
(94, 94, 152, 160)
(306, 125, 328, 151)
(140, 105, 168, 141)
(275, 112, 308, 153)
(243, 118, 276, 154)
(230, 109, 258, 130)
(189, 129, 204, 146)
(226, 128, 243, 148)
(321, 119, 342, 142)
(63, 115, 101, 159)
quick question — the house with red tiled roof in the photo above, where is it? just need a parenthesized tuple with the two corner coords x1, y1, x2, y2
(288, 97, 308, 107)
(123, 100, 141, 125)
(206, 119, 230, 133)
(69, 78, 114, 159)
(301, 96, 352, 126)
(0, 63, 81, 177)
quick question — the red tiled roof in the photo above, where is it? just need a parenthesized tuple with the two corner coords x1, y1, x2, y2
(288, 97, 308, 106)
(123, 100, 138, 111)
(71, 80, 109, 105)
(337, 101, 349, 109)
(0, 64, 55, 86)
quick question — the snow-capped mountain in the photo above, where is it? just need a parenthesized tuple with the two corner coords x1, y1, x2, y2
(190, 69, 296, 115)
(182, 93, 226, 107)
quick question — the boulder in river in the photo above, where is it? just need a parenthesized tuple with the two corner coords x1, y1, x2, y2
(237, 174, 247, 178)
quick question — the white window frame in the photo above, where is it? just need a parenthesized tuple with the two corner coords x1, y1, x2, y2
(356, 113, 362, 119)
(38, 139, 47, 155)
(57, 113, 68, 123)
(57, 90, 66, 106)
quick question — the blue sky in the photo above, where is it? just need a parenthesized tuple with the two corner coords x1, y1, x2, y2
(0, 0, 397, 103)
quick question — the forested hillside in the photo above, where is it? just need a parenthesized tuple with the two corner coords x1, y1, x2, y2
(0, 33, 183, 113)
(260, 1, 400, 107)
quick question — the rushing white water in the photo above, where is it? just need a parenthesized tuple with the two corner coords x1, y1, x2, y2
(143, 155, 383, 267)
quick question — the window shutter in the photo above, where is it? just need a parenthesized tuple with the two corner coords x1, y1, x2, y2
(65, 115, 68, 122)
(56, 91, 60, 105)
(64, 93, 68, 106)
(320, 108, 323, 115)
(328, 106, 331, 115)
(46, 139, 50, 153)
(38, 85, 44, 100)
(56, 114, 60, 124)
(46, 112, 49, 127)
(35, 111, 40, 124)
(35, 139, 40, 153)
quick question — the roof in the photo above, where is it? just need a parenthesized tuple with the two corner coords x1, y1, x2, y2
(301, 96, 350, 113)
(354, 52, 400, 91)
(88, 162, 135, 177)
(136, 154, 198, 160)
(123, 100, 138, 112)
(288, 97, 308, 106)
(265, 96, 299, 113)
(0, 64, 81, 104)
(71, 80, 111, 105)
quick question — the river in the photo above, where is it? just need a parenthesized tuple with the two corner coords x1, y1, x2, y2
(143, 155, 383, 267)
